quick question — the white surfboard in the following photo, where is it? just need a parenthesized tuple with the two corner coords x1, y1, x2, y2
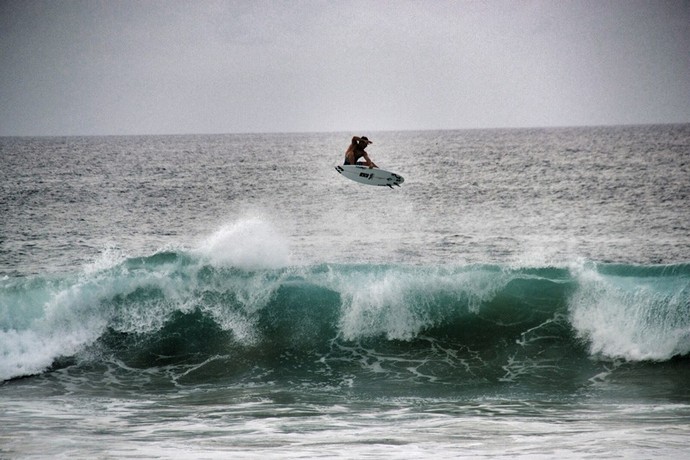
(335, 165, 404, 188)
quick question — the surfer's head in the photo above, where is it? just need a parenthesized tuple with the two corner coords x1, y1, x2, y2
(359, 136, 372, 145)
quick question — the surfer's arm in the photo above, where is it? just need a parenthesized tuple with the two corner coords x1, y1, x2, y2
(362, 153, 378, 168)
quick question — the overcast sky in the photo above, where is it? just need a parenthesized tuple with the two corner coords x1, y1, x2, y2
(1, 0, 688, 136)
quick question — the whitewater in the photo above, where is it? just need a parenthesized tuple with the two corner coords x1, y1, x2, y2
(1, 126, 689, 458)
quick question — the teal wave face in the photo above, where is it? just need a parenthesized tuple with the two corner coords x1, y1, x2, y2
(1, 254, 689, 384)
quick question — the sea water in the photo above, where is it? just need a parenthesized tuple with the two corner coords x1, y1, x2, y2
(1, 126, 689, 458)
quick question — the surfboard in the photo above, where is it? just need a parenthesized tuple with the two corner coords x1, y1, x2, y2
(334, 165, 404, 188)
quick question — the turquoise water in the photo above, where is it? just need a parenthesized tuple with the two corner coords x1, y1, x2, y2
(1, 126, 689, 458)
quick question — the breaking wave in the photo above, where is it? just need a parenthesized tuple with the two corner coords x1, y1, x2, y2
(2, 243, 688, 384)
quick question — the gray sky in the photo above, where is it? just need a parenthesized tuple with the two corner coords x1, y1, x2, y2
(1, 0, 689, 136)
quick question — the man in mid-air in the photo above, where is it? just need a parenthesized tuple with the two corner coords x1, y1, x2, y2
(344, 136, 378, 168)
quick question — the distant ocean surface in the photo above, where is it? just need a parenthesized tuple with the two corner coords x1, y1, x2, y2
(1, 125, 689, 458)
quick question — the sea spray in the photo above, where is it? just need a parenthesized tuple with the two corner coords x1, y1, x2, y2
(194, 217, 291, 270)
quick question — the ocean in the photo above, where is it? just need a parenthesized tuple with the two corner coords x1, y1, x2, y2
(1, 125, 689, 458)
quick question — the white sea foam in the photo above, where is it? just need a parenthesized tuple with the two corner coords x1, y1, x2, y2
(569, 264, 690, 361)
(0, 279, 108, 380)
(333, 266, 508, 341)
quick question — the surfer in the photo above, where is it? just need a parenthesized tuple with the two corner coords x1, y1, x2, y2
(344, 136, 378, 168)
